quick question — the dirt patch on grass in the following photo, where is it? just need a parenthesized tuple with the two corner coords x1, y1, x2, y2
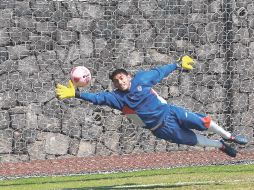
(0, 150, 254, 178)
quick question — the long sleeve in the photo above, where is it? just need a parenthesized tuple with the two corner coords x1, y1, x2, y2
(76, 91, 123, 110)
(137, 63, 177, 85)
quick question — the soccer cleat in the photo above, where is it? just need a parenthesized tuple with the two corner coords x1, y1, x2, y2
(219, 140, 237, 157)
(224, 134, 248, 145)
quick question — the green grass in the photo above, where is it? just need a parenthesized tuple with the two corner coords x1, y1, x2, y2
(1, 164, 254, 190)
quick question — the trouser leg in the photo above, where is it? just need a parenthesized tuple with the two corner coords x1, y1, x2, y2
(195, 134, 223, 148)
(207, 121, 231, 139)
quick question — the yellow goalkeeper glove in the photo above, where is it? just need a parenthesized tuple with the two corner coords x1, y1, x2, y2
(177, 55, 195, 70)
(56, 80, 76, 100)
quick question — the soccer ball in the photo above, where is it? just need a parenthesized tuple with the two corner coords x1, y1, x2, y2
(70, 66, 91, 87)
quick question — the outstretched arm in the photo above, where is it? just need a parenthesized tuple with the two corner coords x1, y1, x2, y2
(75, 90, 122, 110)
(140, 55, 195, 85)
(55, 80, 122, 110)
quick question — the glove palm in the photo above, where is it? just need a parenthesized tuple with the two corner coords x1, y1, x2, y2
(178, 55, 195, 70)
(56, 80, 75, 100)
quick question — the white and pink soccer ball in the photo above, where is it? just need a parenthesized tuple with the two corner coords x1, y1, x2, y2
(70, 66, 91, 87)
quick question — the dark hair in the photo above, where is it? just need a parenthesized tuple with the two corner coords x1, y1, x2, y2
(109, 68, 129, 80)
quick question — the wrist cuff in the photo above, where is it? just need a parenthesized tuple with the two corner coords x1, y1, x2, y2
(175, 62, 181, 69)
(75, 90, 80, 98)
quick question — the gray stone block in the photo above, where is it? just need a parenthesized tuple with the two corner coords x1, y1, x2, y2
(169, 86, 180, 97)
(207, 58, 225, 74)
(29, 34, 56, 51)
(13, 1, 32, 17)
(37, 50, 57, 66)
(30, 2, 54, 22)
(10, 113, 26, 130)
(77, 139, 96, 157)
(18, 17, 37, 31)
(0, 154, 29, 163)
(117, 0, 137, 16)
(77, 3, 104, 19)
(239, 79, 254, 93)
(232, 92, 248, 111)
(249, 42, 254, 58)
(93, 19, 117, 39)
(136, 0, 158, 18)
(0, 28, 9, 46)
(0, 111, 10, 130)
(235, 59, 254, 77)
(6, 74, 32, 92)
(233, 27, 250, 45)
(62, 118, 81, 138)
(193, 74, 218, 87)
(168, 95, 206, 113)
(69, 138, 80, 155)
(206, 101, 225, 114)
(155, 139, 167, 152)
(38, 115, 61, 133)
(154, 35, 173, 54)
(232, 13, 248, 27)
(96, 141, 112, 156)
(232, 43, 248, 59)
(17, 56, 39, 74)
(13, 131, 27, 154)
(56, 29, 78, 45)
(205, 22, 221, 43)
(22, 129, 38, 144)
(196, 44, 221, 60)
(241, 111, 254, 127)
(0, 9, 13, 29)
(103, 113, 123, 131)
(67, 18, 93, 32)
(16, 90, 38, 105)
(0, 91, 16, 109)
(9, 27, 30, 44)
(249, 93, 254, 110)
(41, 99, 66, 119)
(27, 141, 46, 160)
(7, 45, 30, 60)
(0, 0, 15, 9)
(179, 74, 195, 96)
(45, 133, 70, 155)
(0, 46, 8, 63)
(81, 124, 103, 141)
(35, 22, 57, 34)
(145, 48, 172, 65)
(103, 131, 121, 152)
(80, 34, 93, 58)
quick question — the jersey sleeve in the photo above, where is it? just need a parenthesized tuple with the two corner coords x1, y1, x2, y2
(77, 91, 123, 110)
(138, 63, 177, 85)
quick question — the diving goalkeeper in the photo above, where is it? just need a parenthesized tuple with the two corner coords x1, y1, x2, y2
(56, 55, 248, 157)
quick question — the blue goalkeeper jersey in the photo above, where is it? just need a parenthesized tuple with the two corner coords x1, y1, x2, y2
(78, 63, 178, 129)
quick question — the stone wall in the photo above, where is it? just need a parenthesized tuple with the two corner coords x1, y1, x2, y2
(0, 0, 253, 163)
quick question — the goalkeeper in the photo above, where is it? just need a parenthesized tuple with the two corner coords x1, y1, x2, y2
(56, 55, 248, 157)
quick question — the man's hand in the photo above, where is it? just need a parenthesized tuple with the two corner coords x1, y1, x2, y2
(177, 55, 195, 70)
(55, 80, 76, 100)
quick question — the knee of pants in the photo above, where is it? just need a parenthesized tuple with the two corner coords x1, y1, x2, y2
(173, 109, 209, 131)
(153, 126, 197, 146)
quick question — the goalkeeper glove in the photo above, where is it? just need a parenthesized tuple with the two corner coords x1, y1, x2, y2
(56, 80, 76, 100)
(176, 55, 195, 70)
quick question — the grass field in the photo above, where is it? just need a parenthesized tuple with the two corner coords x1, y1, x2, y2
(1, 164, 254, 190)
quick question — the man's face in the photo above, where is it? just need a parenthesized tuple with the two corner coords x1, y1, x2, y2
(112, 73, 131, 91)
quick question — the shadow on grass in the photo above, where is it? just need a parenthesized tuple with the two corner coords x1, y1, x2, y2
(1, 167, 251, 187)
(61, 182, 216, 190)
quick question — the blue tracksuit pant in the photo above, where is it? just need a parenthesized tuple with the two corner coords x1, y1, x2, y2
(152, 105, 211, 146)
